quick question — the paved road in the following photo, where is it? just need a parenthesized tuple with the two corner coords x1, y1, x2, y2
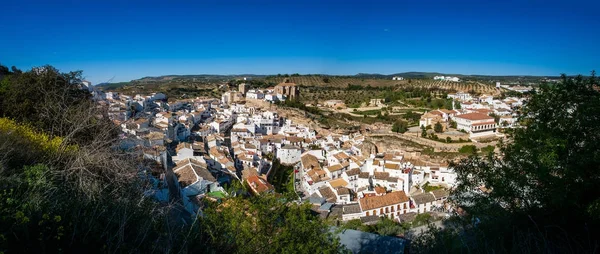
(293, 163, 308, 201)
(404, 220, 445, 239)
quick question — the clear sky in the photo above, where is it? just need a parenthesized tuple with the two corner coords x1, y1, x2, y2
(1, 0, 599, 84)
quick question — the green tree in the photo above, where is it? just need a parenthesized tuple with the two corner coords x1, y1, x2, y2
(480, 145, 495, 154)
(198, 194, 343, 253)
(443, 99, 454, 110)
(454, 101, 461, 109)
(458, 144, 477, 154)
(489, 113, 500, 124)
(434, 122, 443, 133)
(421, 126, 427, 137)
(449, 120, 457, 128)
(417, 73, 600, 253)
(392, 120, 408, 133)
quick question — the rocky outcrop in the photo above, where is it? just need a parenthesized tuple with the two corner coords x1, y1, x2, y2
(361, 140, 379, 155)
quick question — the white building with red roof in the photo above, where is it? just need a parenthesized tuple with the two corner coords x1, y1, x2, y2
(454, 112, 497, 138)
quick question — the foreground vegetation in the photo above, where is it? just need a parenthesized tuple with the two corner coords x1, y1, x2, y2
(414, 73, 600, 253)
(0, 65, 341, 253)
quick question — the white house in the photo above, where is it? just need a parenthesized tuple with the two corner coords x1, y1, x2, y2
(499, 115, 517, 128)
(434, 76, 460, 82)
(479, 95, 494, 104)
(172, 142, 198, 163)
(173, 158, 219, 213)
(453, 112, 496, 138)
(277, 145, 302, 165)
(357, 191, 411, 220)
(410, 192, 436, 214)
(246, 90, 265, 100)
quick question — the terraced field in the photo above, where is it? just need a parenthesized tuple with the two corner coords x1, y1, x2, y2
(264, 76, 407, 88)
(104, 75, 502, 101)
(263, 76, 501, 95)
(409, 79, 501, 95)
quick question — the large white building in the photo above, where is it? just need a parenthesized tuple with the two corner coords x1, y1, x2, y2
(453, 112, 496, 138)
(357, 191, 411, 220)
(447, 92, 472, 101)
(434, 76, 460, 82)
(246, 89, 265, 100)
(277, 145, 302, 165)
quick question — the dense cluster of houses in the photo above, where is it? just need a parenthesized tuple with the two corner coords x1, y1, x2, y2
(90, 80, 457, 224)
(299, 145, 455, 223)
(418, 93, 526, 138)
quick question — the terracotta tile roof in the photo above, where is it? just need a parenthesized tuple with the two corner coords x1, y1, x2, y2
(373, 172, 390, 180)
(358, 172, 370, 179)
(384, 163, 401, 170)
(336, 187, 350, 195)
(327, 164, 343, 173)
(333, 152, 350, 160)
(350, 156, 364, 166)
(286, 136, 303, 143)
(301, 153, 321, 170)
(411, 193, 436, 205)
(173, 159, 215, 187)
(372, 159, 382, 166)
(319, 186, 337, 203)
(374, 186, 386, 194)
(359, 191, 409, 211)
(281, 144, 300, 150)
(246, 175, 274, 195)
(329, 178, 348, 188)
(345, 168, 361, 177)
(174, 165, 197, 187)
(146, 132, 164, 140)
(430, 189, 450, 199)
(343, 203, 361, 214)
(192, 142, 205, 151)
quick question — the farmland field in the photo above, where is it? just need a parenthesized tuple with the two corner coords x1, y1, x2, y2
(101, 75, 504, 102)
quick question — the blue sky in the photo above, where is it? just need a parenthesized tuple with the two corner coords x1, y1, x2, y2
(1, 0, 599, 84)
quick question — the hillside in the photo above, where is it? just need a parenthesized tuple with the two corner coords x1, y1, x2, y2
(99, 74, 516, 102)
(0, 65, 342, 253)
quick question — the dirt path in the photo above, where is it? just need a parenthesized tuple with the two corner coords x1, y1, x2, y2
(367, 132, 498, 152)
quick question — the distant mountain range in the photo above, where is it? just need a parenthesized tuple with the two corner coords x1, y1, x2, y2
(95, 72, 563, 88)
(355, 72, 562, 79)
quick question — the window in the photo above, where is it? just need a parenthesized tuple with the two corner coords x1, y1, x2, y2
(373, 210, 377, 215)
(380, 208, 383, 214)
(366, 211, 369, 216)
(385, 207, 389, 213)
